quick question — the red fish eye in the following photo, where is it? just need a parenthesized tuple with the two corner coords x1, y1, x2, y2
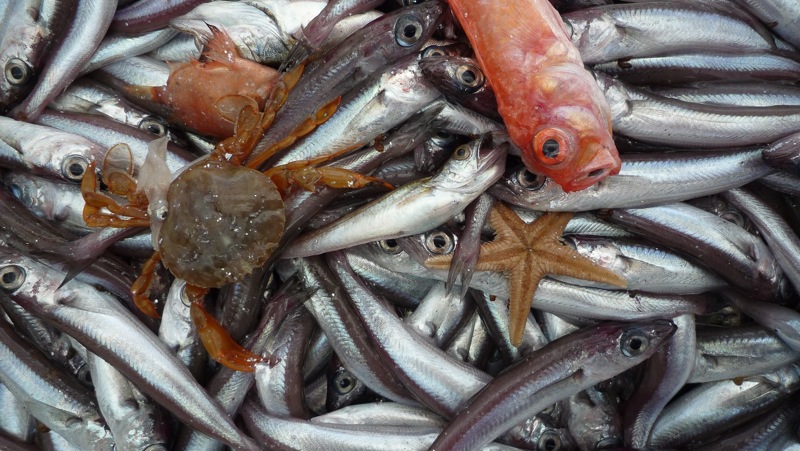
(532, 128, 571, 165)
(542, 139, 559, 158)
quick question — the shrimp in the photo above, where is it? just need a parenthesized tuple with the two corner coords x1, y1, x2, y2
(447, 0, 621, 192)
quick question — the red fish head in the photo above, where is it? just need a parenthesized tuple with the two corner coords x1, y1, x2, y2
(522, 124, 621, 193)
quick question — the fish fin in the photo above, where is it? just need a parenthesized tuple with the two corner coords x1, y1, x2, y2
(200, 23, 239, 64)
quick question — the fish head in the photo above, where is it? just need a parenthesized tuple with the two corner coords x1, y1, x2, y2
(583, 320, 677, 380)
(521, 106, 621, 193)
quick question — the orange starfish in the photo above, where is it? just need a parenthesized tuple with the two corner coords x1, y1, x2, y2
(426, 202, 627, 346)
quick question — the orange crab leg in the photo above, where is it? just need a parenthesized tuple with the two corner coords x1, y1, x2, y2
(264, 141, 394, 192)
(245, 95, 342, 170)
(82, 162, 151, 228)
(82, 210, 151, 228)
(209, 63, 307, 165)
(186, 285, 268, 372)
(130, 252, 162, 318)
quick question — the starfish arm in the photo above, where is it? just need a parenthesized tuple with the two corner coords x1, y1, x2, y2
(424, 253, 455, 270)
(508, 254, 543, 347)
(473, 241, 523, 272)
(536, 245, 628, 288)
(491, 203, 529, 243)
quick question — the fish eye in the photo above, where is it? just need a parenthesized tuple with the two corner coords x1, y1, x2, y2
(456, 64, 484, 92)
(0, 265, 26, 292)
(61, 155, 90, 182)
(4, 58, 33, 85)
(542, 140, 559, 159)
(378, 239, 401, 254)
(403, 0, 426, 5)
(621, 329, 650, 357)
(514, 167, 546, 190)
(421, 46, 446, 58)
(453, 144, 471, 160)
(424, 230, 455, 255)
(333, 370, 355, 395)
(538, 430, 562, 451)
(139, 117, 168, 137)
(532, 128, 571, 166)
(395, 15, 424, 47)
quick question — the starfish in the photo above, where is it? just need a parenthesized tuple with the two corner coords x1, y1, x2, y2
(426, 202, 627, 346)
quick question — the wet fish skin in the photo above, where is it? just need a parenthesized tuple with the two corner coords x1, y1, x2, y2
(428, 320, 676, 451)
(690, 326, 800, 383)
(623, 313, 696, 448)
(593, 52, 800, 85)
(597, 70, 800, 147)
(12, 0, 116, 122)
(608, 203, 784, 301)
(274, 54, 442, 166)
(85, 352, 171, 451)
(289, 256, 417, 405)
(328, 250, 491, 418)
(723, 187, 800, 295)
(419, 55, 501, 120)
(0, 249, 261, 451)
(0, 319, 115, 450)
(36, 110, 195, 174)
(283, 133, 507, 257)
(251, 1, 445, 161)
(565, 1, 775, 65)
(0, 116, 104, 182)
(254, 306, 314, 419)
(491, 147, 773, 211)
(650, 363, 800, 448)
(80, 28, 178, 76)
(564, 235, 727, 294)
(0, 0, 73, 114)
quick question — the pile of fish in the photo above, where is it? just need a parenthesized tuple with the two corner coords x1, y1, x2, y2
(2, 0, 800, 449)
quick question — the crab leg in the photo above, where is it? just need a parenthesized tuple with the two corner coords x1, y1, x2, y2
(245, 95, 342, 170)
(211, 63, 309, 166)
(264, 144, 393, 192)
(185, 285, 270, 372)
(81, 161, 150, 228)
(130, 251, 162, 318)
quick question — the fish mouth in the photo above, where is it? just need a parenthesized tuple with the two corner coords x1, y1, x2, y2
(560, 142, 621, 192)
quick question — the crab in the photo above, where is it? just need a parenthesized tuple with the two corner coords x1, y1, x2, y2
(81, 65, 389, 372)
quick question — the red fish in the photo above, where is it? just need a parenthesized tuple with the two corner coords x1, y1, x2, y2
(447, 0, 621, 192)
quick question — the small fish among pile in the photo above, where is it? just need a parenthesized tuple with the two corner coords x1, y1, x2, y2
(1, 0, 800, 450)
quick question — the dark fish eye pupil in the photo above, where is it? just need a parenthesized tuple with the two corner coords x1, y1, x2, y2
(338, 378, 351, 389)
(10, 66, 23, 80)
(69, 163, 84, 177)
(5, 59, 31, 85)
(2, 271, 15, 284)
(542, 139, 559, 158)
(395, 16, 423, 46)
(622, 332, 649, 357)
(460, 69, 476, 84)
